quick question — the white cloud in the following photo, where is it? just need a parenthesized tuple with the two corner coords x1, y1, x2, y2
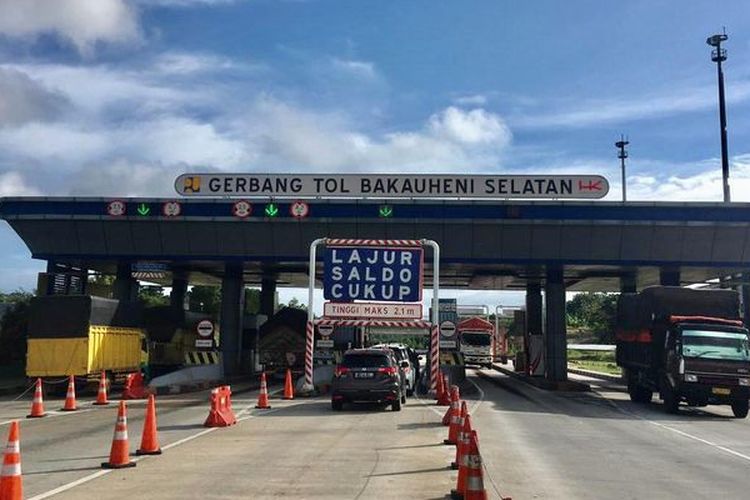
(330, 58, 377, 80)
(514, 80, 750, 129)
(0, 171, 42, 196)
(453, 94, 488, 106)
(154, 52, 240, 75)
(0, 0, 140, 55)
(135, 0, 237, 6)
(428, 106, 511, 145)
(0, 67, 67, 126)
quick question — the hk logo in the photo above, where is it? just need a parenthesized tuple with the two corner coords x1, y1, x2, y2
(578, 180, 603, 191)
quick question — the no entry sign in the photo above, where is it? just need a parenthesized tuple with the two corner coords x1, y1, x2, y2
(323, 246, 423, 302)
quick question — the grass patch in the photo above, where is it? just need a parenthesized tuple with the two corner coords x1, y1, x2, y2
(567, 349, 621, 376)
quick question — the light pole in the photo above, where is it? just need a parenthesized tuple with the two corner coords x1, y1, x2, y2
(707, 31, 730, 203)
(615, 135, 629, 202)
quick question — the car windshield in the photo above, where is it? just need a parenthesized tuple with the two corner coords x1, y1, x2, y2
(681, 330, 750, 362)
(342, 353, 390, 368)
(461, 332, 491, 346)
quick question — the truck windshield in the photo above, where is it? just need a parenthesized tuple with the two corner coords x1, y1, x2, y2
(681, 330, 750, 362)
(461, 332, 491, 346)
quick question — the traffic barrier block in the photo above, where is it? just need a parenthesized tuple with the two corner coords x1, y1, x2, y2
(204, 386, 237, 427)
(122, 372, 148, 400)
(0, 421, 22, 500)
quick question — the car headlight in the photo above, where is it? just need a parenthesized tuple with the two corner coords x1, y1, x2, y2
(684, 373, 698, 382)
(739, 378, 750, 386)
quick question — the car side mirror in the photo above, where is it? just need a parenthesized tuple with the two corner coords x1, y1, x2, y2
(400, 361, 409, 369)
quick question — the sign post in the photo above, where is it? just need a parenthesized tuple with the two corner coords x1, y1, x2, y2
(302, 238, 440, 395)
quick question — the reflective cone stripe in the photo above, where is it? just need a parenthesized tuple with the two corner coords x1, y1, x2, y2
(61, 375, 77, 411)
(26, 378, 45, 418)
(452, 403, 469, 468)
(255, 373, 271, 409)
(102, 401, 135, 469)
(0, 421, 22, 500)
(283, 369, 294, 400)
(94, 371, 109, 405)
(136, 395, 161, 455)
(464, 431, 487, 500)
(444, 387, 461, 444)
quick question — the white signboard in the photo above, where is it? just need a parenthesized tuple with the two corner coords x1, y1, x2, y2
(318, 324, 334, 337)
(439, 340, 457, 349)
(317, 339, 334, 348)
(175, 174, 609, 199)
(195, 339, 213, 348)
(439, 321, 457, 338)
(196, 320, 214, 338)
(324, 302, 422, 320)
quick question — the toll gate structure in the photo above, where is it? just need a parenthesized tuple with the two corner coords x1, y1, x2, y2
(3, 196, 750, 384)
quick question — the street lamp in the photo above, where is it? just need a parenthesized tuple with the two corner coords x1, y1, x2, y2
(615, 135, 629, 202)
(707, 31, 730, 203)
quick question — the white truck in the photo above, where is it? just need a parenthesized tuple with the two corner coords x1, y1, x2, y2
(458, 317, 495, 368)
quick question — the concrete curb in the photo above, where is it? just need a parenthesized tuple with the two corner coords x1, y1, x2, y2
(490, 363, 591, 392)
(567, 367, 623, 383)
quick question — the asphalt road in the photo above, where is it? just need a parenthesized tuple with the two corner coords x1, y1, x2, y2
(471, 368, 750, 499)
(4, 370, 750, 499)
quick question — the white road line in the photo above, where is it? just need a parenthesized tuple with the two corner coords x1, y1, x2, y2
(26, 397, 308, 500)
(594, 389, 750, 464)
(0, 408, 96, 428)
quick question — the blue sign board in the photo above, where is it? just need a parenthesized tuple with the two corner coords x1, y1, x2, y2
(323, 246, 423, 302)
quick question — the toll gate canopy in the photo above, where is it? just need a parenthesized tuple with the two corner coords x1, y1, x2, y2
(3, 197, 750, 290)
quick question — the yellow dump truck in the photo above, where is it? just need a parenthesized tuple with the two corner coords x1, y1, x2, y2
(26, 295, 146, 378)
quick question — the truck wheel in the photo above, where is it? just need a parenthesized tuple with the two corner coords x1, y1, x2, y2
(392, 399, 402, 412)
(662, 387, 680, 414)
(628, 384, 653, 404)
(731, 399, 749, 418)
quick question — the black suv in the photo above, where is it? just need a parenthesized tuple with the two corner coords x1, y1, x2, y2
(331, 349, 407, 411)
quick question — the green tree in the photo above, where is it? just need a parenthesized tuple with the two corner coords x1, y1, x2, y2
(283, 297, 307, 311)
(245, 288, 260, 314)
(566, 292, 618, 342)
(138, 286, 170, 307)
(0, 290, 34, 366)
(188, 285, 221, 315)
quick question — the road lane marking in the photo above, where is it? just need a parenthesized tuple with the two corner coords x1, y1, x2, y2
(592, 388, 750, 464)
(26, 396, 310, 500)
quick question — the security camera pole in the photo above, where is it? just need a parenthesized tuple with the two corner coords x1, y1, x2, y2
(707, 30, 730, 203)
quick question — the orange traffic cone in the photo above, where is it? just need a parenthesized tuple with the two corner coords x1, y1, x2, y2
(442, 385, 459, 426)
(463, 431, 489, 500)
(255, 372, 271, 409)
(451, 402, 469, 469)
(445, 388, 464, 445)
(61, 375, 77, 411)
(0, 421, 22, 500)
(136, 395, 161, 455)
(437, 374, 451, 406)
(435, 371, 445, 401)
(283, 369, 294, 400)
(26, 378, 46, 418)
(93, 371, 109, 406)
(101, 401, 135, 469)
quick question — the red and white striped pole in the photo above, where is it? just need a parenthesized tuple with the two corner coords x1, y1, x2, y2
(430, 323, 440, 394)
(304, 320, 315, 389)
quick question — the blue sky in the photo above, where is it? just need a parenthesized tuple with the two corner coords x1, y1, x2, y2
(1, 0, 750, 297)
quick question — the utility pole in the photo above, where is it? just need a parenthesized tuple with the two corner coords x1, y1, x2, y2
(615, 135, 629, 202)
(707, 30, 730, 203)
